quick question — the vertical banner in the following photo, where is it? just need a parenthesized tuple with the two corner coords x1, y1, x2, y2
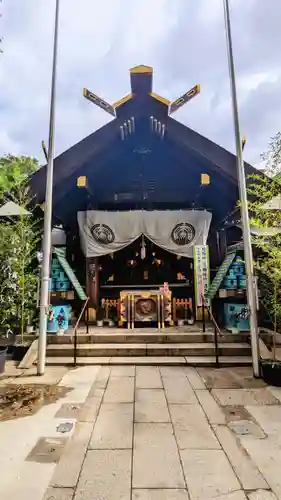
(193, 245, 210, 307)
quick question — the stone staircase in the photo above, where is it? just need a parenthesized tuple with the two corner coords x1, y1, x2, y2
(44, 327, 252, 366)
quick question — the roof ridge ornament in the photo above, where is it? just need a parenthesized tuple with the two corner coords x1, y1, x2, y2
(169, 84, 200, 115)
(83, 88, 116, 117)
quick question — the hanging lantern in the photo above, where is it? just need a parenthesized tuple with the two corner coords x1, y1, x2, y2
(141, 235, 146, 260)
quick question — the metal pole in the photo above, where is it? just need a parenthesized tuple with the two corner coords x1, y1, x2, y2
(37, 0, 60, 375)
(223, 0, 260, 376)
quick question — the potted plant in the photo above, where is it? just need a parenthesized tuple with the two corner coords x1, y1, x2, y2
(56, 309, 66, 336)
(96, 306, 104, 327)
(0, 345, 7, 374)
(186, 307, 195, 325)
(108, 306, 117, 327)
(177, 305, 185, 327)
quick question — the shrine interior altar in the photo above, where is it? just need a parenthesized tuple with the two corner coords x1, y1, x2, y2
(120, 289, 172, 329)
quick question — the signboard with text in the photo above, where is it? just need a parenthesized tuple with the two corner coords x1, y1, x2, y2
(193, 245, 210, 307)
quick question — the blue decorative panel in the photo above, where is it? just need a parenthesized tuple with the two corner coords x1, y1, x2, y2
(238, 276, 247, 289)
(47, 305, 71, 332)
(55, 279, 71, 291)
(223, 277, 237, 289)
(224, 303, 250, 331)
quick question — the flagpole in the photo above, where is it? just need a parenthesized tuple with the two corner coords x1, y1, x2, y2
(222, 0, 260, 376)
(37, 0, 60, 375)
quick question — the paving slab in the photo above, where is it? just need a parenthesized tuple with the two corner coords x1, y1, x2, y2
(195, 389, 226, 424)
(180, 448, 240, 500)
(46, 356, 111, 366)
(162, 376, 197, 404)
(135, 388, 167, 404)
(89, 403, 133, 449)
(55, 403, 82, 419)
(268, 386, 281, 403)
(109, 356, 186, 365)
(136, 366, 162, 388)
(59, 366, 100, 388)
(170, 404, 220, 449)
(230, 367, 266, 389)
(240, 435, 281, 500)
(43, 487, 74, 500)
(213, 424, 269, 491)
(133, 423, 185, 489)
(160, 366, 186, 378)
(245, 405, 281, 438)
(95, 366, 111, 388)
(247, 490, 278, 500)
(110, 366, 135, 377)
(51, 422, 92, 488)
(75, 449, 131, 500)
(212, 388, 279, 406)
(87, 384, 105, 398)
(223, 405, 254, 423)
(221, 494, 248, 500)
(211, 493, 247, 500)
(8, 366, 68, 385)
(197, 368, 242, 389)
(103, 377, 134, 403)
(135, 399, 170, 423)
(132, 490, 189, 499)
(0, 360, 23, 381)
(26, 437, 67, 464)
(184, 367, 206, 389)
(77, 397, 102, 423)
(1, 461, 55, 500)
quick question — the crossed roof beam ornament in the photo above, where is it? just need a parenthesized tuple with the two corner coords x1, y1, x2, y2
(83, 69, 200, 117)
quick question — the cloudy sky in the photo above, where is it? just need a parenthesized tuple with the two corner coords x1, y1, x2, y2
(1, 0, 280, 166)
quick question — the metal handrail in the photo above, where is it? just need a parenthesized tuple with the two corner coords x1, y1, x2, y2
(72, 297, 90, 367)
(201, 295, 221, 367)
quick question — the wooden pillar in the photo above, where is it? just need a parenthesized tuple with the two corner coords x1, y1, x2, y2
(218, 229, 227, 260)
(86, 257, 99, 307)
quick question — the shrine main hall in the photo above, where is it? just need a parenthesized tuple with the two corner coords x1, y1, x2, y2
(30, 65, 256, 331)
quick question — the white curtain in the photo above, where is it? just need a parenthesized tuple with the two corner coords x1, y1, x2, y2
(77, 210, 212, 258)
(144, 210, 212, 257)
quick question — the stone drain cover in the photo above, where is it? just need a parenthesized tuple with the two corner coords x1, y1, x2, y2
(56, 421, 74, 434)
(26, 437, 67, 463)
(228, 419, 266, 438)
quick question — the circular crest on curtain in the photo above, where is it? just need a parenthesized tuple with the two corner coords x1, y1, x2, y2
(171, 223, 195, 246)
(90, 224, 115, 245)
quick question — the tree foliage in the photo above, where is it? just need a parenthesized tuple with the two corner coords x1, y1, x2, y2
(260, 132, 281, 177)
(0, 154, 38, 200)
(247, 171, 281, 357)
(0, 155, 40, 340)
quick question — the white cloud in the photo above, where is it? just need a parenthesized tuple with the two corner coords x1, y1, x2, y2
(1, 0, 281, 165)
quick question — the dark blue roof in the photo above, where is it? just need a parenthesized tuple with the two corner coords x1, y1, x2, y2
(30, 65, 258, 228)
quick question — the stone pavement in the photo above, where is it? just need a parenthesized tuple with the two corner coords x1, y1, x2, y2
(2, 365, 281, 500)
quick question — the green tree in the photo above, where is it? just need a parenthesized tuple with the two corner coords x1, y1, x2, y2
(0, 186, 40, 340)
(261, 132, 281, 177)
(247, 172, 281, 359)
(0, 155, 40, 340)
(0, 154, 38, 200)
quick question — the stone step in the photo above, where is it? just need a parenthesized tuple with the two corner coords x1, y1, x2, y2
(47, 332, 249, 345)
(44, 355, 252, 367)
(46, 342, 251, 357)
